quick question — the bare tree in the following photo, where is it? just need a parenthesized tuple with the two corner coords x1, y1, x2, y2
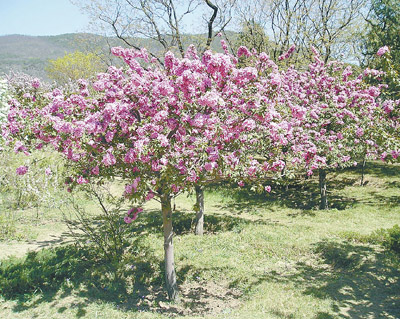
(232, 0, 368, 63)
(305, 0, 368, 62)
(73, 0, 237, 61)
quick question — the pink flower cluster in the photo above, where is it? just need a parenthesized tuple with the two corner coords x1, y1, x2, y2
(377, 46, 390, 57)
(278, 45, 296, 61)
(16, 165, 28, 175)
(124, 207, 143, 224)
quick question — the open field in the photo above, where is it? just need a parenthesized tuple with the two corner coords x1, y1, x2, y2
(0, 161, 399, 319)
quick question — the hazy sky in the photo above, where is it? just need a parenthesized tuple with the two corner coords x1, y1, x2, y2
(0, 0, 91, 36)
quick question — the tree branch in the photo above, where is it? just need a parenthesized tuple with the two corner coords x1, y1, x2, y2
(204, 0, 218, 50)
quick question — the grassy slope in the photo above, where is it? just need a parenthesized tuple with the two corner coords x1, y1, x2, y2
(0, 161, 399, 319)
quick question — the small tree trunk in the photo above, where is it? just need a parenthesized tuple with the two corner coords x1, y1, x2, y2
(360, 156, 366, 186)
(319, 169, 328, 210)
(195, 185, 204, 236)
(161, 192, 178, 300)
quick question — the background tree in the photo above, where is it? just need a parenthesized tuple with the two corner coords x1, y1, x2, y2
(46, 51, 107, 85)
(234, 20, 270, 54)
(232, 0, 368, 63)
(363, 0, 400, 99)
(72, 0, 237, 62)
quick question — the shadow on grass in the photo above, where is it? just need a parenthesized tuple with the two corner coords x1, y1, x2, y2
(0, 209, 249, 317)
(362, 161, 400, 178)
(214, 177, 359, 214)
(0, 243, 236, 317)
(129, 208, 270, 236)
(370, 193, 400, 208)
(212, 161, 400, 214)
(259, 240, 400, 318)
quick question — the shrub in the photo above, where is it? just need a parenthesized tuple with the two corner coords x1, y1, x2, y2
(380, 224, 400, 254)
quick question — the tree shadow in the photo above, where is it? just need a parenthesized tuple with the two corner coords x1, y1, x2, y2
(259, 240, 400, 318)
(0, 242, 239, 317)
(370, 193, 400, 208)
(361, 161, 400, 178)
(129, 208, 272, 236)
(215, 177, 358, 213)
(213, 161, 399, 214)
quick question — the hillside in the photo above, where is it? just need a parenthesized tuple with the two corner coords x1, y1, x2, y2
(0, 34, 78, 79)
(0, 33, 232, 81)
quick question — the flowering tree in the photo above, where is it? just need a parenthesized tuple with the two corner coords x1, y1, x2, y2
(274, 46, 400, 208)
(2, 45, 287, 299)
(0, 74, 67, 212)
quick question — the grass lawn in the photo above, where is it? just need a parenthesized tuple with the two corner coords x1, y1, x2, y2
(0, 161, 399, 318)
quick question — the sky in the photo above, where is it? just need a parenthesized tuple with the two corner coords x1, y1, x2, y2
(0, 0, 91, 36)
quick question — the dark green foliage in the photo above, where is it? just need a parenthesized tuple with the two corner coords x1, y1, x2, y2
(364, 0, 400, 62)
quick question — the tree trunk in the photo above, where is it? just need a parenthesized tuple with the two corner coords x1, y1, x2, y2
(195, 185, 204, 236)
(360, 156, 366, 186)
(161, 192, 178, 300)
(319, 169, 328, 210)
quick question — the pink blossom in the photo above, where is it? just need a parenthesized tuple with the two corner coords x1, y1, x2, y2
(31, 78, 41, 89)
(376, 46, 389, 56)
(91, 166, 100, 175)
(102, 151, 116, 166)
(278, 44, 296, 60)
(237, 46, 251, 58)
(125, 177, 140, 194)
(269, 73, 281, 87)
(124, 207, 143, 223)
(356, 127, 364, 137)
(145, 191, 155, 201)
(204, 162, 213, 171)
(157, 134, 169, 147)
(124, 149, 137, 163)
(16, 165, 28, 175)
(242, 119, 256, 131)
(265, 185, 271, 193)
(105, 130, 115, 142)
(382, 100, 394, 113)
(77, 176, 89, 184)
(124, 216, 133, 224)
(14, 141, 26, 153)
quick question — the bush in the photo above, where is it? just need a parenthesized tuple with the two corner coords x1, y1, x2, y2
(64, 184, 132, 263)
(380, 224, 400, 254)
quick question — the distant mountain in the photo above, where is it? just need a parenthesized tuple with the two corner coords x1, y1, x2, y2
(0, 33, 236, 81)
(0, 33, 115, 80)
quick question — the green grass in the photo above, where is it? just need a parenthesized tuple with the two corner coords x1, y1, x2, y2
(0, 161, 399, 318)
